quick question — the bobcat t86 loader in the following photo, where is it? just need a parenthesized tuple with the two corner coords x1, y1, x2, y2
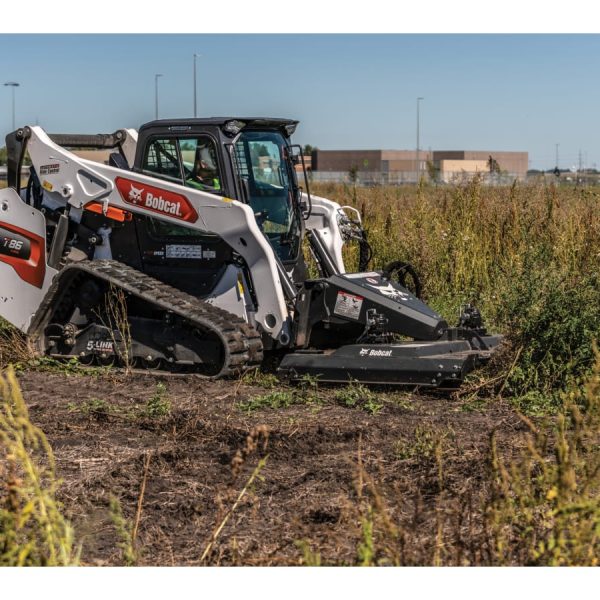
(0, 118, 501, 387)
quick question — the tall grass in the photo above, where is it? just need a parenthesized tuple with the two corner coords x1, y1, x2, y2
(488, 353, 600, 565)
(314, 179, 600, 409)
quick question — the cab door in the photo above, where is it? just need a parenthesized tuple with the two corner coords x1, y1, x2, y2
(134, 134, 230, 297)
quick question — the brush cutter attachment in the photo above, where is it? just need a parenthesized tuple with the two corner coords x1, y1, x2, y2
(279, 271, 502, 388)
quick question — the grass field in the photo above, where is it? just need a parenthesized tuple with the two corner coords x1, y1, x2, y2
(2, 179, 600, 565)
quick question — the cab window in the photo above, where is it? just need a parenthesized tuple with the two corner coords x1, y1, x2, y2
(142, 138, 181, 183)
(141, 136, 222, 195)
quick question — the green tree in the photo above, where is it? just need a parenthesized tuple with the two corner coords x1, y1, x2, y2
(426, 160, 439, 182)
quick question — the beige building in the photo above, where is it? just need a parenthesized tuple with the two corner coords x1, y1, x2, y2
(433, 150, 528, 182)
(312, 148, 529, 183)
(312, 149, 431, 174)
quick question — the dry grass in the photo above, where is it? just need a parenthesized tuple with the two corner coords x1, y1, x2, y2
(0, 367, 78, 565)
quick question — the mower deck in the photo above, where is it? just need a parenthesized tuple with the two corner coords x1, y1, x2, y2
(278, 335, 502, 388)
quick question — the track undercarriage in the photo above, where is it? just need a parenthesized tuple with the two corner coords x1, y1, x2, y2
(28, 260, 263, 376)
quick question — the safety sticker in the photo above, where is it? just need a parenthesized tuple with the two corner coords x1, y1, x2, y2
(165, 244, 202, 259)
(40, 163, 60, 175)
(334, 291, 363, 320)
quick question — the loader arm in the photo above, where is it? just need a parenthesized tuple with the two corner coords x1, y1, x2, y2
(305, 193, 371, 275)
(14, 126, 292, 344)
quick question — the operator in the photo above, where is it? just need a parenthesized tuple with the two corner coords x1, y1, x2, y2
(186, 146, 221, 193)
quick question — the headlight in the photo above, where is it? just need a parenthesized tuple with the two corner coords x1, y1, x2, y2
(222, 120, 246, 136)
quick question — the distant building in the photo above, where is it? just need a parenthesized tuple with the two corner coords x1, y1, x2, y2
(433, 150, 528, 183)
(311, 148, 528, 183)
(312, 149, 431, 183)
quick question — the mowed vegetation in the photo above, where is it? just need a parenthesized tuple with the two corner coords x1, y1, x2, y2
(2, 179, 600, 565)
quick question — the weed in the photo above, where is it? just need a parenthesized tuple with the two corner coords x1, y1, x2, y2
(240, 369, 279, 389)
(0, 324, 31, 369)
(334, 380, 384, 414)
(142, 382, 171, 418)
(297, 373, 322, 405)
(0, 367, 78, 565)
(394, 425, 451, 461)
(70, 397, 112, 421)
(460, 395, 490, 413)
(386, 391, 415, 411)
(16, 356, 105, 377)
(68, 383, 170, 421)
(100, 284, 133, 373)
(109, 496, 136, 566)
(357, 507, 375, 566)
(239, 390, 296, 412)
(295, 540, 322, 566)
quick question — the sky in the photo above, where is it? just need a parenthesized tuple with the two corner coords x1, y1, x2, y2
(0, 33, 598, 170)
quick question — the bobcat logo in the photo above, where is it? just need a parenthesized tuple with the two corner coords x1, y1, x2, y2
(128, 183, 144, 204)
(366, 282, 409, 302)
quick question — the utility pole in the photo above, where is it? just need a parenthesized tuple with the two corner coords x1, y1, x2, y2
(416, 97, 424, 183)
(4, 82, 19, 130)
(555, 143, 559, 169)
(193, 54, 200, 118)
(155, 74, 163, 120)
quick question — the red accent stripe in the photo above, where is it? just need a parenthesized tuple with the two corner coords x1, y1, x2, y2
(115, 176, 199, 223)
(0, 221, 46, 289)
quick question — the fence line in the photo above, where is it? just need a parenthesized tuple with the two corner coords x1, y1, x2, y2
(308, 170, 525, 185)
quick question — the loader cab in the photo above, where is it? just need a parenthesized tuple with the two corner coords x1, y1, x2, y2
(133, 118, 306, 268)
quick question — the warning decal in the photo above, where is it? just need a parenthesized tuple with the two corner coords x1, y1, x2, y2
(333, 291, 363, 320)
(166, 245, 202, 259)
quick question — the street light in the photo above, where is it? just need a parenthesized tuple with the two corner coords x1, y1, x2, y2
(4, 82, 20, 131)
(193, 54, 201, 118)
(416, 97, 424, 183)
(154, 74, 163, 120)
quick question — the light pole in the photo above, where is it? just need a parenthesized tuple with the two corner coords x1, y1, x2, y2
(193, 53, 201, 118)
(416, 97, 424, 183)
(154, 74, 163, 120)
(4, 82, 20, 131)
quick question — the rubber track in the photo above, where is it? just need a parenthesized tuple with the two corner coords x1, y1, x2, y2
(28, 259, 263, 377)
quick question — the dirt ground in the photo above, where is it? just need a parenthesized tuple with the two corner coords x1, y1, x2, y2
(17, 369, 529, 566)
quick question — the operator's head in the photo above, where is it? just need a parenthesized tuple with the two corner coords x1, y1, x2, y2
(195, 145, 218, 180)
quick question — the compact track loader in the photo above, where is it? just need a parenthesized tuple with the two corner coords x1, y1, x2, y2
(0, 118, 501, 387)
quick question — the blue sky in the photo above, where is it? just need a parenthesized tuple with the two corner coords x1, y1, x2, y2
(0, 34, 598, 170)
